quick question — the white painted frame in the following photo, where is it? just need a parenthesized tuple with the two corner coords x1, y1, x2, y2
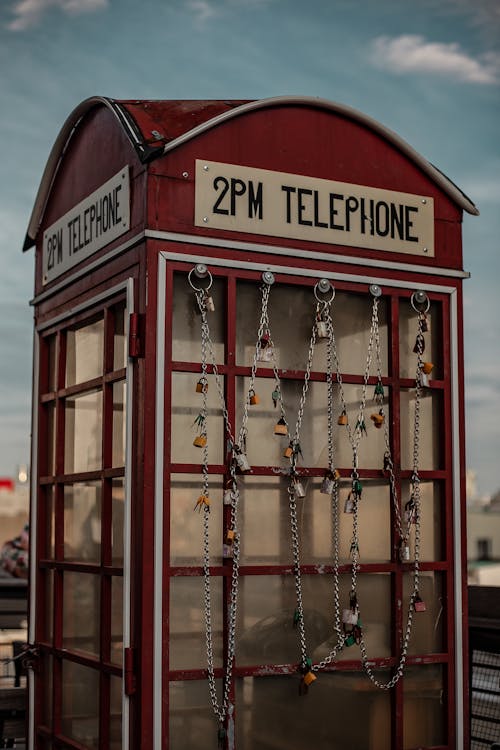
(154, 245, 465, 749)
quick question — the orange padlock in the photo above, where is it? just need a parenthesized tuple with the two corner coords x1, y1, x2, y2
(196, 377, 208, 394)
(370, 411, 385, 429)
(283, 443, 294, 459)
(421, 362, 434, 375)
(338, 410, 348, 426)
(303, 670, 317, 686)
(193, 434, 207, 448)
(249, 389, 260, 405)
(194, 494, 210, 511)
(226, 529, 235, 543)
(274, 417, 288, 436)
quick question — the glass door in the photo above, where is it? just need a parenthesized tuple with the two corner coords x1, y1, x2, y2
(31, 288, 131, 750)
(161, 261, 455, 750)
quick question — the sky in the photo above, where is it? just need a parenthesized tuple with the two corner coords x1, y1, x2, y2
(0, 0, 498, 495)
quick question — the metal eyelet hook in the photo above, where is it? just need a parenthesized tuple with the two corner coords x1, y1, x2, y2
(188, 264, 213, 292)
(314, 278, 335, 303)
(411, 290, 430, 313)
(370, 284, 382, 298)
(262, 270, 275, 285)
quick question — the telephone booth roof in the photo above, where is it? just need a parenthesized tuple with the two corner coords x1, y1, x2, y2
(23, 95, 477, 254)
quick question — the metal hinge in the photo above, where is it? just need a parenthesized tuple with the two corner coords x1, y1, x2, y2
(128, 313, 144, 358)
(124, 647, 136, 696)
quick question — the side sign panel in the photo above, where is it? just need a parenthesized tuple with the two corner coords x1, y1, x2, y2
(195, 160, 434, 256)
(42, 167, 130, 285)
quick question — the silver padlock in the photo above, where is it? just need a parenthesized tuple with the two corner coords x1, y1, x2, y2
(342, 608, 358, 626)
(204, 293, 215, 312)
(320, 472, 335, 495)
(316, 319, 328, 338)
(400, 543, 411, 562)
(420, 371, 429, 388)
(258, 345, 274, 362)
(235, 451, 251, 472)
(223, 487, 233, 505)
(344, 495, 355, 514)
(222, 544, 234, 558)
(293, 479, 306, 498)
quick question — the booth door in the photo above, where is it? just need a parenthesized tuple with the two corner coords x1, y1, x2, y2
(30, 283, 133, 750)
(160, 258, 459, 750)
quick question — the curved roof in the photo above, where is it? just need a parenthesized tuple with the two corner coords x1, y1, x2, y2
(23, 95, 478, 251)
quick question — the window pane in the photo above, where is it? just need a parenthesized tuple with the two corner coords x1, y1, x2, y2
(238, 476, 288, 565)
(403, 664, 445, 748)
(66, 319, 104, 387)
(171, 372, 225, 465)
(170, 576, 223, 670)
(64, 483, 101, 562)
(65, 390, 103, 473)
(113, 302, 127, 371)
(400, 389, 442, 470)
(61, 660, 99, 749)
(41, 569, 54, 643)
(46, 334, 57, 392)
(169, 680, 222, 750)
(403, 571, 444, 655)
(400, 301, 442, 380)
(63, 572, 100, 656)
(172, 273, 225, 362)
(43, 485, 55, 559)
(170, 474, 223, 565)
(112, 380, 126, 468)
(110, 675, 123, 750)
(111, 576, 123, 666)
(402, 480, 443, 561)
(236, 673, 391, 750)
(112, 479, 124, 566)
(45, 402, 56, 475)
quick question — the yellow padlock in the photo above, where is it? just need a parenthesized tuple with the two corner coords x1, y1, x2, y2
(193, 434, 207, 448)
(194, 494, 210, 511)
(196, 378, 208, 394)
(303, 671, 317, 686)
(338, 410, 348, 426)
(226, 529, 235, 543)
(370, 411, 385, 428)
(274, 417, 288, 436)
(283, 443, 294, 459)
(249, 389, 260, 405)
(421, 361, 434, 375)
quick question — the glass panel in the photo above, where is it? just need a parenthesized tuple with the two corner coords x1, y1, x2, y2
(111, 479, 124, 565)
(236, 673, 391, 750)
(171, 372, 224, 465)
(169, 679, 222, 750)
(113, 302, 127, 371)
(42, 569, 54, 643)
(403, 571, 444, 655)
(45, 402, 56, 475)
(236, 378, 388, 470)
(64, 390, 103, 473)
(66, 318, 104, 387)
(169, 576, 223, 670)
(44, 485, 55, 559)
(61, 660, 99, 749)
(400, 301, 442, 380)
(46, 334, 57, 391)
(111, 576, 123, 666)
(63, 572, 100, 656)
(172, 273, 225, 362)
(170, 474, 223, 565)
(110, 675, 123, 750)
(112, 381, 126, 468)
(402, 480, 442, 561)
(236, 283, 388, 377)
(400, 389, 442, 470)
(64, 483, 101, 562)
(238, 476, 288, 564)
(236, 574, 391, 667)
(403, 664, 445, 748)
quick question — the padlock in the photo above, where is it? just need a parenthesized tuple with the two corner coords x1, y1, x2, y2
(421, 361, 434, 375)
(370, 411, 385, 429)
(374, 382, 385, 399)
(226, 529, 235, 543)
(353, 479, 363, 498)
(223, 486, 233, 505)
(420, 371, 429, 388)
(249, 389, 260, 405)
(196, 377, 208, 393)
(320, 471, 335, 495)
(342, 608, 358, 626)
(222, 544, 234, 559)
(272, 388, 281, 408)
(356, 417, 367, 435)
(293, 479, 306, 498)
(338, 410, 348, 426)
(274, 417, 288, 436)
(283, 442, 294, 459)
(344, 495, 355, 513)
(257, 346, 273, 363)
(344, 633, 356, 647)
(204, 293, 215, 312)
(316, 319, 328, 338)
(414, 596, 426, 612)
(303, 670, 317, 686)
(235, 451, 251, 472)
(194, 494, 210, 512)
(400, 543, 411, 562)
(259, 332, 270, 349)
(193, 433, 207, 448)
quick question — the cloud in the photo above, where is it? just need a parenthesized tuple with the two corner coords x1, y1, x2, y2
(6, 0, 108, 31)
(186, 0, 218, 26)
(371, 34, 500, 85)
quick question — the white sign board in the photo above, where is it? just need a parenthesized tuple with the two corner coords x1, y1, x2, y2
(195, 160, 434, 256)
(42, 168, 130, 285)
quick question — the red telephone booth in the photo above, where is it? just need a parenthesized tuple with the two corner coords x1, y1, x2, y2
(24, 96, 477, 749)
